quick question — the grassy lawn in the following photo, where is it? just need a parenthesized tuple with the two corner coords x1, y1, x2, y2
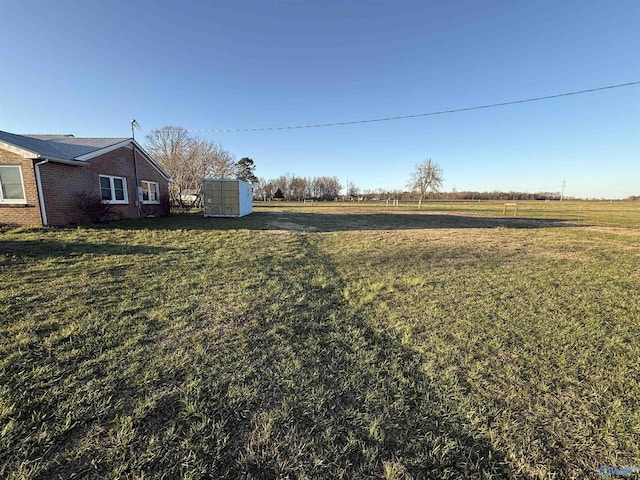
(1, 201, 639, 479)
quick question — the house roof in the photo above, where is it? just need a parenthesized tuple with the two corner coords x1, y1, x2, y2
(22, 134, 75, 140)
(0, 131, 129, 161)
(0, 130, 172, 181)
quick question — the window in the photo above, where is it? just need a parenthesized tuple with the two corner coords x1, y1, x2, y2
(0, 166, 26, 203)
(99, 175, 128, 204)
(140, 180, 160, 204)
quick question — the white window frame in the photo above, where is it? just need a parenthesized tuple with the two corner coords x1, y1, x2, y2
(140, 180, 160, 204)
(0, 165, 26, 204)
(99, 174, 129, 204)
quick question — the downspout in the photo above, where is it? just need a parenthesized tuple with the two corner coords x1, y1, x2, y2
(34, 159, 49, 226)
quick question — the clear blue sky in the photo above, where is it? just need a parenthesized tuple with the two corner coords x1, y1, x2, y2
(1, 0, 638, 198)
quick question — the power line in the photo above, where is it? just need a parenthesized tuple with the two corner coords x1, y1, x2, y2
(144, 80, 640, 133)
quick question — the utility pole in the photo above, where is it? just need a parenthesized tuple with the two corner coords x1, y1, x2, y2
(130, 119, 141, 217)
(561, 179, 566, 202)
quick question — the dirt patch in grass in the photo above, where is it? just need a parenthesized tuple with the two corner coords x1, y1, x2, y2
(266, 218, 318, 231)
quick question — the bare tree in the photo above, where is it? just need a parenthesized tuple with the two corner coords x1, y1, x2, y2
(290, 176, 307, 201)
(202, 141, 236, 179)
(253, 177, 265, 200)
(408, 158, 444, 208)
(260, 177, 276, 201)
(146, 126, 236, 209)
(308, 177, 324, 199)
(322, 176, 341, 200)
(145, 126, 195, 208)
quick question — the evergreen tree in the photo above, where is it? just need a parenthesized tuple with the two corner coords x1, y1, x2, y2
(236, 157, 258, 184)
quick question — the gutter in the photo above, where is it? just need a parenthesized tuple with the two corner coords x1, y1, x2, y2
(42, 157, 88, 166)
(34, 159, 49, 226)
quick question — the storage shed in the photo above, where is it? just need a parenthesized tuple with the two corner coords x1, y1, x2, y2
(203, 178, 253, 217)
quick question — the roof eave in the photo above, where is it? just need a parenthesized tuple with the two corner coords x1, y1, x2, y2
(45, 157, 88, 166)
(0, 139, 87, 165)
(0, 140, 40, 159)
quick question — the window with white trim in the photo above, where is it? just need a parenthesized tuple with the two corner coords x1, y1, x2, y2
(99, 175, 128, 204)
(0, 165, 26, 203)
(140, 180, 160, 204)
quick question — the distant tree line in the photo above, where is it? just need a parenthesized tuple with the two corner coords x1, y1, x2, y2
(254, 174, 342, 201)
(434, 191, 563, 201)
(352, 190, 563, 201)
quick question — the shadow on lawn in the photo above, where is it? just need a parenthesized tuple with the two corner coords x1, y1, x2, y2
(22, 229, 529, 478)
(115, 211, 583, 232)
(173, 233, 521, 478)
(268, 234, 517, 477)
(0, 238, 174, 261)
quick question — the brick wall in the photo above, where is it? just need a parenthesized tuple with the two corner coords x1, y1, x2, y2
(0, 150, 43, 226)
(38, 146, 170, 225)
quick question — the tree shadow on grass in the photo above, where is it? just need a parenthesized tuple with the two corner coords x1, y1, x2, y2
(113, 211, 585, 233)
(18, 234, 530, 479)
(238, 234, 521, 478)
(0, 238, 175, 261)
(130, 234, 522, 478)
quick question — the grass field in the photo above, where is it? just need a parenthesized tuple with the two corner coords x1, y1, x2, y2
(1, 201, 639, 479)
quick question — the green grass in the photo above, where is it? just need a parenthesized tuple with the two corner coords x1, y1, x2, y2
(1, 201, 639, 479)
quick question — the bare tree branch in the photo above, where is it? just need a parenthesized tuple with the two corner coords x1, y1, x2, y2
(145, 126, 236, 209)
(408, 158, 444, 208)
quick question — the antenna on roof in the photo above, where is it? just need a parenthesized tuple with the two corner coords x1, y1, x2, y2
(130, 119, 140, 139)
